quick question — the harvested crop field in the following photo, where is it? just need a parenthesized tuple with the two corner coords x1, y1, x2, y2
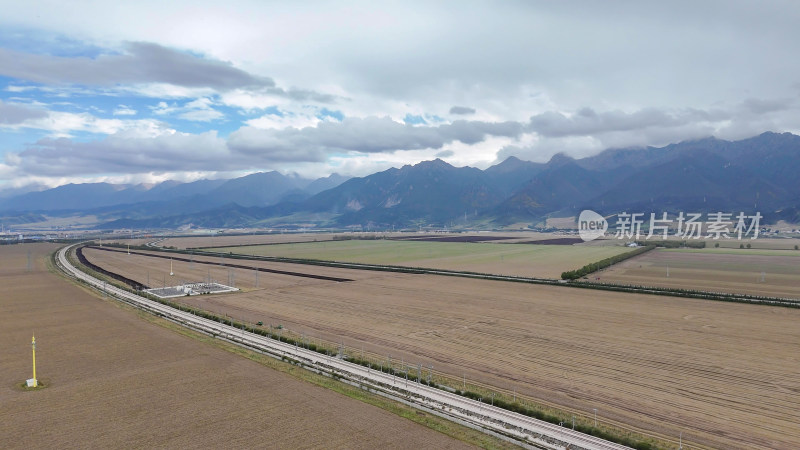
(596, 248, 800, 299)
(513, 238, 584, 245)
(85, 246, 800, 449)
(390, 235, 518, 243)
(208, 239, 632, 279)
(158, 233, 339, 249)
(0, 244, 472, 449)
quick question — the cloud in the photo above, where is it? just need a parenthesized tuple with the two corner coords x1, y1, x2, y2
(229, 116, 524, 161)
(526, 107, 715, 138)
(435, 149, 454, 158)
(0, 41, 273, 91)
(266, 87, 338, 103)
(246, 112, 321, 130)
(13, 130, 229, 176)
(2, 107, 167, 138)
(449, 106, 475, 115)
(494, 96, 800, 164)
(6, 114, 529, 179)
(113, 105, 137, 116)
(0, 100, 48, 124)
(151, 97, 224, 122)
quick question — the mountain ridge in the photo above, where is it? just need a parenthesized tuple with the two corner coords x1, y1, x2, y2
(3, 131, 800, 229)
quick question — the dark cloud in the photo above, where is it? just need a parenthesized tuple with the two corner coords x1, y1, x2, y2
(740, 98, 791, 115)
(16, 131, 230, 176)
(449, 106, 476, 115)
(0, 42, 273, 91)
(268, 87, 339, 103)
(526, 107, 731, 138)
(228, 116, 524, 159)
(11, 115, 528, 177)
(0, 100, 48, 124)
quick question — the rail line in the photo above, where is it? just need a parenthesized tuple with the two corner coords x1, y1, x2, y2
(56, 243, 631, 450)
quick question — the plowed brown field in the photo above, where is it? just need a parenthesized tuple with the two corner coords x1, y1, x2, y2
(0, 244, 471, 449)
(82, 246, 800, 449)
(596, 248, 800, 299)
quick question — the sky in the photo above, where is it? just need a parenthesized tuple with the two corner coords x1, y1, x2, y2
(1, 0, 799, 193)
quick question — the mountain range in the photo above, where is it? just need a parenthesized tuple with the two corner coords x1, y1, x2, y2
(3, 131, 800, 230)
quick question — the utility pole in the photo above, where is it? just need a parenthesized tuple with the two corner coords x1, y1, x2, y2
(31, 334, 38, 387)
(594, 408, 597, 427)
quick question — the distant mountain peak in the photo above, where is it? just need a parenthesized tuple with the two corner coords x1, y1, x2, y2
(547, 152, 575, 166)
(490, 156, 525, 169)
(416, 158, 452, 168)
(500, 155, 522, 163)
(401, 158, 456, 172)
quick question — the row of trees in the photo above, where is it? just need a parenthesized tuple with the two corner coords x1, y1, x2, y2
(561, 246, 655, 280)
(634, 240, 705, 248)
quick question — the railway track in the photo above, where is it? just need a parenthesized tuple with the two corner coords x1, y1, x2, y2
(57, 243, 632, 450)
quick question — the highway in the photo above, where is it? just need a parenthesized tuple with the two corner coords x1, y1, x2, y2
(57, 243, 632, 450)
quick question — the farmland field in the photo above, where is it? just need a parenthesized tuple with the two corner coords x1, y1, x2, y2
(207, 239, 632, 279)
(596, 247, 800, 298)
(156, 232, 340, 249)
(0, 244, 474, 449)
(155, 231, 614, 249)
(83, 246, 800, 449)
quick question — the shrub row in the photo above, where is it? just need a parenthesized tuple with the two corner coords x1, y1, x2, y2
(634, 239, 706, 249)
(75, 246, 147, 290)
(561, 245, 655, 280)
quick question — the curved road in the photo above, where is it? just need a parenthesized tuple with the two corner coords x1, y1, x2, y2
(57, 243, 631, 450)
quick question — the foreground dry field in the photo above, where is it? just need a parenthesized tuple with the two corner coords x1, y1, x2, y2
(84, 246, 800, 449)
(208, 239, 630, 279)
(597, 248, 800, 298)
(0, 244, 472, 449)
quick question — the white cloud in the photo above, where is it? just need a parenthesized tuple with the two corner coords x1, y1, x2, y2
(6, 110, 167, 138)
(246, 113, 321, 130)
(151, 97, 224, 122)
(113, 105, 137, 116)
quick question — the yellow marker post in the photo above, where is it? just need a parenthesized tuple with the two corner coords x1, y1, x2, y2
(31, 335, 37, 388)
